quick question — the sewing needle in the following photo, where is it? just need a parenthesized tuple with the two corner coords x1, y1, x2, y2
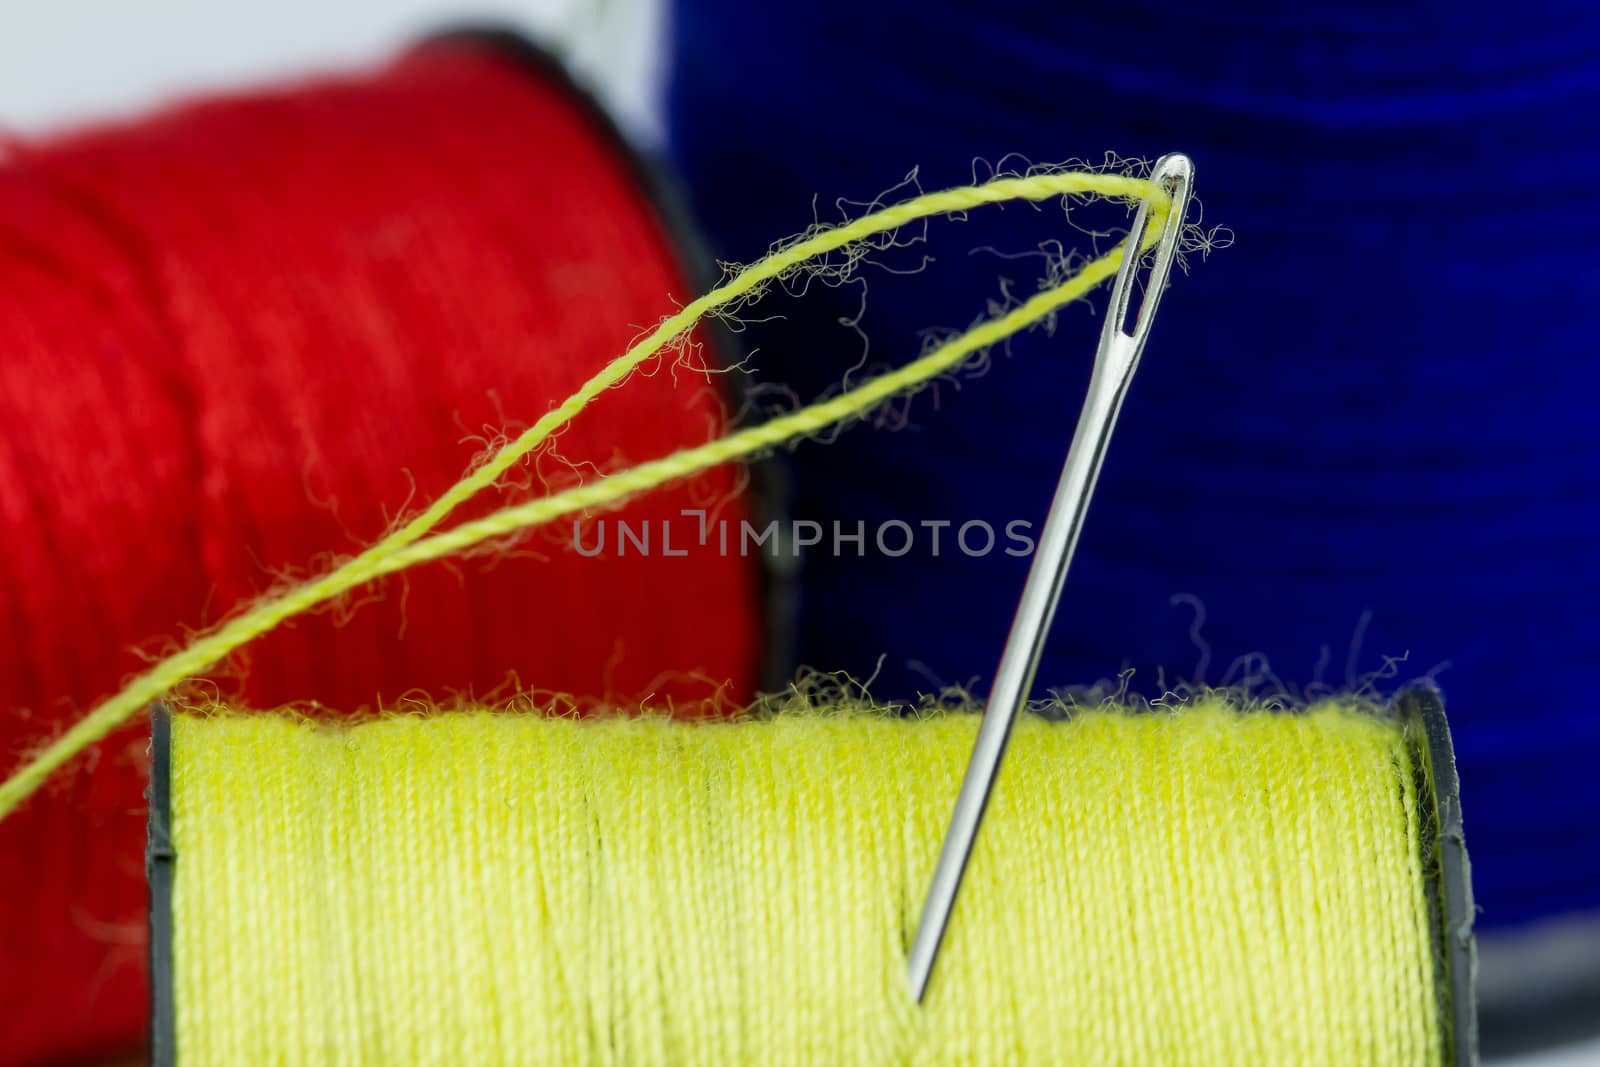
(907, 152, 1195, 1002)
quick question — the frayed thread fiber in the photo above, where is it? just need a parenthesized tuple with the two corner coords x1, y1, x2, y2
(169, 700, 1441, 1065)
(0, 169, 1171, 820)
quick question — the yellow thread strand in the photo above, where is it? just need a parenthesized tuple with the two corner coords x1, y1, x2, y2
(0, 170, 1167, 819)
(384, 170, 1165, 556)
(356, 239, 1137, 581)
(170, 701, 1443, 1065)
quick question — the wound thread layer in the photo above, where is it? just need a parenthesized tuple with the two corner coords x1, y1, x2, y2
(169, 701, 1442, 1065)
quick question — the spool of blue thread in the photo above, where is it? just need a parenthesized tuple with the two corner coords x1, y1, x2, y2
(667, 0, 1600, 944)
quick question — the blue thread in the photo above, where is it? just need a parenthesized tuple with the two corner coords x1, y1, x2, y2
(668, 1, 1600, 928)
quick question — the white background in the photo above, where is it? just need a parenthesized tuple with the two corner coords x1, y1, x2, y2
(0, 0, 663, 143)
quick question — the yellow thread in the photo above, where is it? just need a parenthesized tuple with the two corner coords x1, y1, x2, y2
(0, 169, 1168, 819)
(170, 701, 1442, 1064)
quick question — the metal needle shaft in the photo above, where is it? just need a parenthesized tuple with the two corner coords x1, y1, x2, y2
(907, 153, 1195, 1002)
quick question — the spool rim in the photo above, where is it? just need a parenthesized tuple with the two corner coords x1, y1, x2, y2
(1397, 683, 1478, 1066)
(146, 703, 175, 1067)
(420, 24, 796, 695)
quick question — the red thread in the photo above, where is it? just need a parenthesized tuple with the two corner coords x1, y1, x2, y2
(0, 40, 759, 1064)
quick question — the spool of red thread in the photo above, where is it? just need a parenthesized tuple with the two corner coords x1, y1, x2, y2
(0, 35, 762, 1064)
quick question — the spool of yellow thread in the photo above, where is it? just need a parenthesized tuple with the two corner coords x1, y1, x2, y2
(149, 695, 1471, 1065)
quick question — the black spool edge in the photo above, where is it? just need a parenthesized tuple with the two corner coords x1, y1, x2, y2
(420, 25, 797, 695)
(1395, 683, 1479, 1066)
(147, 703, 176, 1067)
